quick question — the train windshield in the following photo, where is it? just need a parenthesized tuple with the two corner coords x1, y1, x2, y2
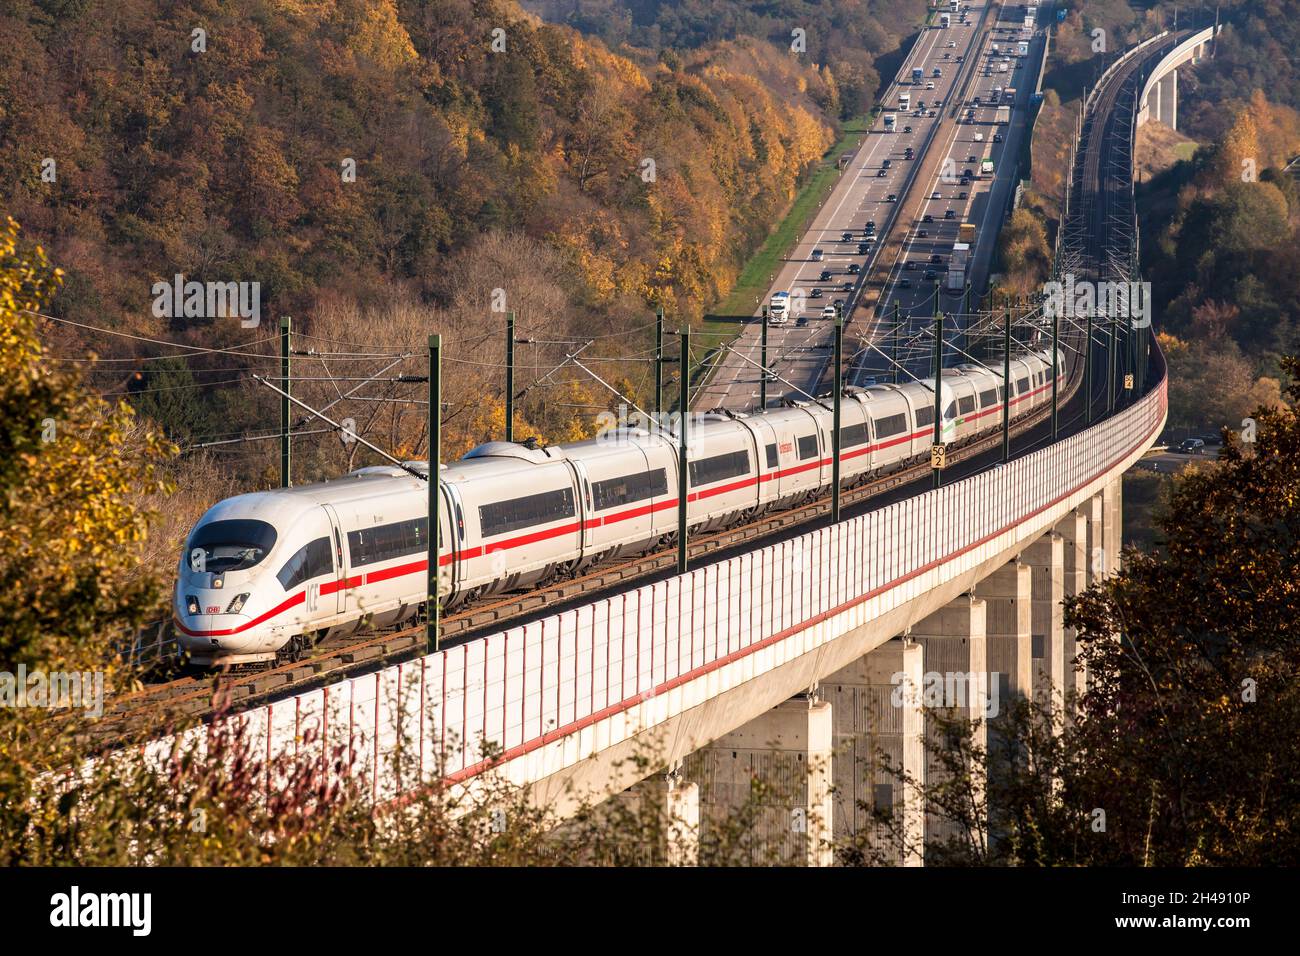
(187, 519, 278, 574)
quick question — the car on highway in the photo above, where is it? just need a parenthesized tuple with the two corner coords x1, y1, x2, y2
(966, 108, 975, 119)
(917, 229, 929, 238)
(796, 316, 809, 327)
(903, 260, 915, 270)
(887, 193, 897, 202)
(933, 68, 942, 77)
(973, 95, 981, 105)
(974, 132, 984, 142)
(810, 287, 823, 298)
(932, 100, 943, 108)
(956, 55, 964, 62)
(833, 298, 846, 308)
(958, 191, 968, 199)
(926, 81, 936, 90)
(968, 155, 977, 163)
(945, 209, 956, 219)
(1178, 438, 1206, 455)
(819, 270, 832, 281)
(924, 269, 937, 280)
(842, 231, 855, 241)
(847, 263, 860, 274)
(841, 281, 853, 291)
(904, 147, 915, 158)
(931, 191, 941, 200)
(903, 125, 913, 134)
(923, 214, 934, 223)
(865, 221, 876, 231)
(857, 242, 871, 254)
(811, 248, 824, 261)
(882, 159, 891, 169)
(916, 101, 925, 110)
(821, 305, 837, 319)
(963, 168, 974, 178)
(942, 51, 951, 59)
(877, 168, 887, 177)
(899, 277, 913, 288)
(930, 254, 943, 264)
(947, 41, 957, 48)
(993, 133, 1003, 143)
(928, 110, 936, 117)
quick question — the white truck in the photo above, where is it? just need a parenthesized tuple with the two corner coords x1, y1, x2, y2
(883, 112, 897, 132)
(940, 12, 951, 27)
(946, 243, 970, 293)
(913, 66, 924, 83)
(996, 105, 1010, 125)
(1017, 40, 1029, 57)
(769, 291, 791, 323)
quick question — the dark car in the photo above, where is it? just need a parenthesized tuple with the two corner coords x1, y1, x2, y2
(968, 155, 977, 163)
(841, 281, 854, 291)
(903, 260, 915, 270)
(877, 168, 888, 177)
(903, 125, 914, 134)
(842, 231, 854, 241)
(882, 159, 892, 169)
(930, 254, 943, 264)
(923, 214, 934, 223)
(973, 95, 982, 105)
(866, 220, 876, 231)
(857, 243, 871, 254)
(959, 191, 969, 200)
(963, 168, 974, 178)
(887, 193, 897, 202)
(944, 209, 956, 219)
(993, 133, 1003, 143)
(924, 269, 937, 281)
(1178, 438, 1206, 455)
(796, 316, 809, 327)
(847, 263, 861, 275)
(820, 270, 832, 281)
(917, 229, 929, 238)
(810, 287, 823, 299)
(899, 277, 913, 289)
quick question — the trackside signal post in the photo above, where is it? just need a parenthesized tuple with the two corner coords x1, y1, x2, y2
(760, 306, 769, 410)
(505, 311, 515, 442)
(427, 334, 441, 653)
(1051, 307, 1059, 441)
(655, 305, 664, 415)
(832, 307, 843, 523)
(1085, 309, 1094, 425)
(280, 316, 291, 487)
(678, 326, 690, 575)
(930, 285, 944, 490)
(1002, 310, 1012, 463)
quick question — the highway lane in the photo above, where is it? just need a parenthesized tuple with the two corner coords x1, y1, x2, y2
(694, 1, 991, 411)
(855, 2, 1050, 386)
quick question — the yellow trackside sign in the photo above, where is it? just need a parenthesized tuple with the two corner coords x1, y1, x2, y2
(931, 443, 948, 469)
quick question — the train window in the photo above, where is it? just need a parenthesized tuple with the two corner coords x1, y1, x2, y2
(478, 488, 575, 538)
(1016, 377, 1030, 394)
(277, 536, 333, 591)
(997, 386, 1006, 402)
(592, 468, 668, 511)
(766, 443, 778, 468)
(840, 422, 870, 447)
(915, 406, 934, 428)
(874, 412, 908, 438)
(979, 389, 997, 407)
(944, 402, 957, 420)
(958, 395, 976, 415)
(689, 449, 751, 487)
(348, 517, 430, 567)
(187, 519, 278, 574)
(797, 435, 819, 460)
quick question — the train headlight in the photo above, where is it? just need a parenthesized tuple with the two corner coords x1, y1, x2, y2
(226, 593, 250, 614)
(186, 595, 200, 616)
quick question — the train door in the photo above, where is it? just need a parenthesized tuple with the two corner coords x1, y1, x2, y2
(321, 503, 348, 616)
(438, 481, 462, 599)
(568, 458, 594, 553)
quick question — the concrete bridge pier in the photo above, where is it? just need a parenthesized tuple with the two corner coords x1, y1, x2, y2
(1055, 507, 1089, 707)
(687, 696, 834, 866)
(824, 637, 924, 866)
(1022, 532, 1066, 722)
(972, 561, 1033, 710)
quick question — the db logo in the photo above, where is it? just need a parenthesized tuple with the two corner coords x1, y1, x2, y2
(206, 606, 221, 614)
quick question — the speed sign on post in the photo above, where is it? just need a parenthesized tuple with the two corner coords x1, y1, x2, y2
(931, 443, 948, 469)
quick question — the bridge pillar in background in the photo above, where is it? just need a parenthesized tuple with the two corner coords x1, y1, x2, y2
(972, 561, 1033, 708)
(1055, 508, 1090, 708)
(1022, 533, 1066, 725)
(1103, 477, 1123, 575)
(688, 697, 834, 866)
(824, 637, 924, 866)
(1087, 492, 1106, 586)
(1162, 69, 1178, 130)
(909, 596, 990, 860)
(587, 771, 699, 865)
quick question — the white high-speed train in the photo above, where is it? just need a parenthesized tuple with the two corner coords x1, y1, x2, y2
(174, 350, 1063, 665)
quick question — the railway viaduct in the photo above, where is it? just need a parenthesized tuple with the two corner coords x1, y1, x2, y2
(140, 30, 1208, 864)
